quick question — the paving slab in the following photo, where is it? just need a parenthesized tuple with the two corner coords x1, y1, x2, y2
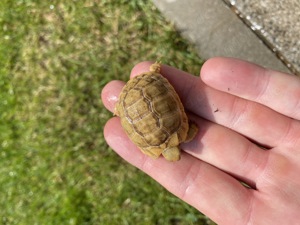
(224, 0, 300, 75)
(152, 0, 293, 74)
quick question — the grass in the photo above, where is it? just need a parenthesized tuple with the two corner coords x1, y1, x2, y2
(0, 0, 214, 224)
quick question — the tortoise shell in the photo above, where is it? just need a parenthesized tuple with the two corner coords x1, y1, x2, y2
(115, 63, 197, 161)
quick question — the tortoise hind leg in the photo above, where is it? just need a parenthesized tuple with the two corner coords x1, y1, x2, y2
(184, 122, 198, 143)
(162, 146, 180, 162)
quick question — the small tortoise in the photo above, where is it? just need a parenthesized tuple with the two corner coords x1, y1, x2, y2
(115, 62, 198, 161)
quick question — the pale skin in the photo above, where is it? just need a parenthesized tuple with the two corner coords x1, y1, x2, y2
(101, 57, 300, 225)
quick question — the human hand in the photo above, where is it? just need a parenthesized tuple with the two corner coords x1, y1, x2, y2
(102, 57, 300, 225)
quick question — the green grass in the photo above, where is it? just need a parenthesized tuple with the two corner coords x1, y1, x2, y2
(0, 0, 213, 224)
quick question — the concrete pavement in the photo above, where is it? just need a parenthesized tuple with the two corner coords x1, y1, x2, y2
(152, 0, 298, 75)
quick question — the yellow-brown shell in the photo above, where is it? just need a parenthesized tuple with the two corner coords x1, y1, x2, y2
(115, 63, 197, 161)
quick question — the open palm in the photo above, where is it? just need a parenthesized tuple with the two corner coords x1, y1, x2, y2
(102, 57, 300, 225)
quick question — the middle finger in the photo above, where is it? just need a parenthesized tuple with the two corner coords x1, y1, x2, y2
(131, 61, 294, 149)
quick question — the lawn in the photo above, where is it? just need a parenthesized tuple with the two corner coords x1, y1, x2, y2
(0, 0, 214, 224)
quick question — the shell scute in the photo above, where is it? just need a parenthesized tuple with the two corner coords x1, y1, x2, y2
(144, 129, 169, 146)
(123, 88, 142, 107)
(161, 113, 181, 133)
(136, 73, 156, 87)
(152, 94, 178, 116)
(126, 98, 150, 121)
(134, 112, 159, 134)
(143, 79, 168, 100)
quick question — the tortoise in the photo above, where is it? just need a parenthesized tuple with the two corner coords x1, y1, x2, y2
(114, 62, 198, 161)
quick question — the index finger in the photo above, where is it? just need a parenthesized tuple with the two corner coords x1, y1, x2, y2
(201, 57, 300, 120)
(130, 61, 296, 148)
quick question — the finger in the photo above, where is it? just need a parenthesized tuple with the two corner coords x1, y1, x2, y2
(104, 117, 253, 225)
(201, 57, 300, 120)
(101, 80, 125, 113)
(183, 114, 270, 188)
(130, 61, 296, 148)
(102, 75, 270, 187)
